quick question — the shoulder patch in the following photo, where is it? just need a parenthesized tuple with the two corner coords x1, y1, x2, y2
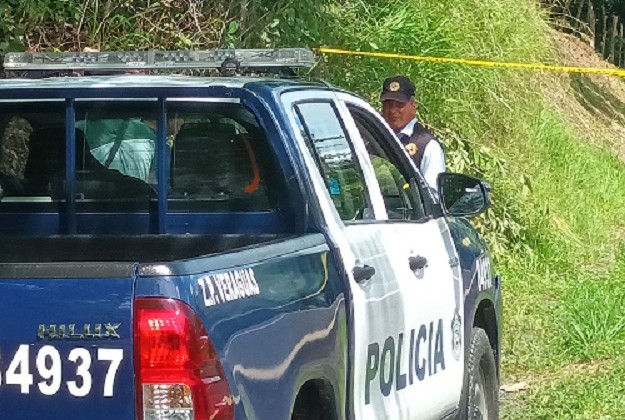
(405, 142, 418, 156)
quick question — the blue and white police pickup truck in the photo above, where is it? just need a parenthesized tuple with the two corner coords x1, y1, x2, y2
(0, 48, 501, 420)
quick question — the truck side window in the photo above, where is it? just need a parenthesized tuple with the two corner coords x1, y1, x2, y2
(295, 101, 372, 221)
(166, 102, 273, 213)
(347, 106, 427, 221)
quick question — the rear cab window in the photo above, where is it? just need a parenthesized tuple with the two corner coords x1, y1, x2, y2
(0, 95, 292, 235)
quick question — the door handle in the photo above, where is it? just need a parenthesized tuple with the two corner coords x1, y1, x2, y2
(409, 255, 428, 271)
(353, 265, 376, 283)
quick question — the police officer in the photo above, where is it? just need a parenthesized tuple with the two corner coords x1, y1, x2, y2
(380, 76, 445, 195)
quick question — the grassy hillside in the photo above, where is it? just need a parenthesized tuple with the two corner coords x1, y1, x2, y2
(3, 0, 625, 417)
(272, 0, 625, 417)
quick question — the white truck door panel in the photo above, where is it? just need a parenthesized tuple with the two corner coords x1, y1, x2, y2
(337, 93, 465, 418)
(281, 90, 462, 419)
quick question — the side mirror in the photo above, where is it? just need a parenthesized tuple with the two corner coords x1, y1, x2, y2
(437, 172, 491, 217)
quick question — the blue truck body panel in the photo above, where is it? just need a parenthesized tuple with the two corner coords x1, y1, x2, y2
(0, 212, 285, 235)
(448, 217, 502, 368)
(135, 234, 347, 419)
(0, 271, 136, 419)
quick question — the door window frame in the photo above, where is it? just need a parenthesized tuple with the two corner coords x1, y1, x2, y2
(293, 98, 380, 224)
(336, 93, 440, 221)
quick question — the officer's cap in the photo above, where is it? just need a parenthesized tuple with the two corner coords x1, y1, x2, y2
(380, 76, 416, 103)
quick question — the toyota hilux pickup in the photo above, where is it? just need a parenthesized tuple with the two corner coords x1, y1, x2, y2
(0, 48, 501, 420)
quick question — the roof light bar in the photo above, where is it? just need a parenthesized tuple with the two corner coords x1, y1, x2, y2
(3, 48, 315, 71)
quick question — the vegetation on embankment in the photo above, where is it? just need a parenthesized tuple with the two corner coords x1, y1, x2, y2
(310, 3, 625, 418)
(2, 0, 625, 417)
(314, 2, 625, 418)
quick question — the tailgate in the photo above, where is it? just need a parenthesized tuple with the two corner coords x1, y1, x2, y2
(0, 263, 136, 419)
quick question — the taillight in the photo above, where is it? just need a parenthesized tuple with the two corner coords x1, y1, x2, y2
(134, 297, 234, 420)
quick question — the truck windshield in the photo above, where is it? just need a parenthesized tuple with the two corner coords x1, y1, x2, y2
(0, 99, 282, 235)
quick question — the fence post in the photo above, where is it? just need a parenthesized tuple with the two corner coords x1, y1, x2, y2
(616, 22, 622, 66)
(588, 0, 595, 48)
(575, 0, 585, 31)
(609, 15, 619, 63)
(601, 6, 608, 58)
(620, 23, 625, 67)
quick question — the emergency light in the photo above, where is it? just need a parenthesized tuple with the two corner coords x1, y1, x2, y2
(3, 48, 315, 72)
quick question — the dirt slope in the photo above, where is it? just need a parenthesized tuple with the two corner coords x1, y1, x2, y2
(542, 31, 625, 161)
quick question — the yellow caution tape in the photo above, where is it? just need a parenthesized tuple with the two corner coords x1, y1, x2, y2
(317, 47, 625, 78)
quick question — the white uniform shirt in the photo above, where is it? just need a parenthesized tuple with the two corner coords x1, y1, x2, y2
(398, 119, 446, 195)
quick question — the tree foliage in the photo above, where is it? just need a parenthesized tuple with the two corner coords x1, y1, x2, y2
(0, 0, 329, 53)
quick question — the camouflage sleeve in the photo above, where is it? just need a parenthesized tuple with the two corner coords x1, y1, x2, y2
(0, 116, 33, 180)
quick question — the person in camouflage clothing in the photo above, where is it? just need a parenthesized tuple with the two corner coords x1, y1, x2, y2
(0, 116, 33, 197)
(0, 116, 33, 180)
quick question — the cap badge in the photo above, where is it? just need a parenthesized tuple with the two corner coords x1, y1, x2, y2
(389, 81, 400, 92)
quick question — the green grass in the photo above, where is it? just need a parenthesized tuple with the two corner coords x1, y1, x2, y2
(502, 352, 625, 419)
